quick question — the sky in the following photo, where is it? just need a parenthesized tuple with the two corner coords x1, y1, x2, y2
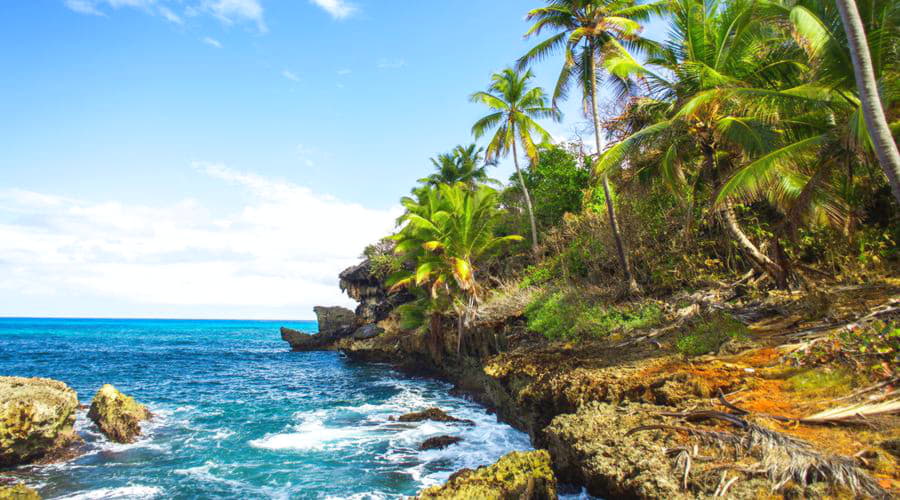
(0, 0, 667, 320)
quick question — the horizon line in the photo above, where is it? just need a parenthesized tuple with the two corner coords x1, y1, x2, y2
(0, 316, 318, 322)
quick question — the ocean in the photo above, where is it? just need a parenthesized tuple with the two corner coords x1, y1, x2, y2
(0, 318, 533, 499)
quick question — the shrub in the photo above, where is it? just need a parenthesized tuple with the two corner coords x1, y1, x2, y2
(675, 314, 749, 356)
(525, 290, 663, 341)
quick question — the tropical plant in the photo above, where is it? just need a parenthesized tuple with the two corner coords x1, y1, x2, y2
(507, 143, 591, 228)
(471, 68, 560, 253)
(519, 0, 665, 295)
(419, 144, 496, 188)
(388, 183, 523, 353)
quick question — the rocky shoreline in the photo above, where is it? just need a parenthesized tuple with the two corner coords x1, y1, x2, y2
(293, 261, 900, 499)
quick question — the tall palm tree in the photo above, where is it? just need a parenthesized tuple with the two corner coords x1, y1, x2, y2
(419, 144, 495, 188)
(834, 0, 900, 204)
(519, 0, 663, 294)
(471, 68, 559, 253)
(389, 183, 523, 353)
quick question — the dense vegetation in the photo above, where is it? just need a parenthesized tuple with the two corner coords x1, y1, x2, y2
(373, 0, 898, 351)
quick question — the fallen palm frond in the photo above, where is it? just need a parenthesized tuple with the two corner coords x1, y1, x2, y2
(627, 408, 892, 498)
(800, 396, 900, 424)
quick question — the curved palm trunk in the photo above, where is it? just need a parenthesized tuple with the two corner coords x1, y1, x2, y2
(511, 138, 540, 253)
(722, 201, 788, 288)
(589, 50, 641, 295)
(835, 0, 900, 204)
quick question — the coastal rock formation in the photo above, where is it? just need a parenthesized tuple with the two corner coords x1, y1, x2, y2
(313, 306, 356, 336)
(397, 408, 474, 425)
(281, 306, 357, 351)
(353, 324, 384, 340)
(0, 484, 41, 500)
(419, 435, 463, 451)
(416, 450, 556, 499)
(339, 260, 414, 325)
(87, 384, 150, 444)
(0, 377, 80, 467)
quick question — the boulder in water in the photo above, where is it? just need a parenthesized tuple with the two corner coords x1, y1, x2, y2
(87, 384, 150, 444)
(416, 450, 556, 499)
(0, 377, 80, 467)
(419, 435, 463, 451)
(396, 408, 474, 425)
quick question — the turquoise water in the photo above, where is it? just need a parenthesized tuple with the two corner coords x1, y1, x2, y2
(0, 318, 532, 499)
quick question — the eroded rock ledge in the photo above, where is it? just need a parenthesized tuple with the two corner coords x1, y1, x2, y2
(416, 450, 556, 499)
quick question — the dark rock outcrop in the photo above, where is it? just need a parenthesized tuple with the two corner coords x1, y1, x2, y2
(419, 435, 463, 451)
(353, 324, 384, 340)
(396, 408, 474, 425)
(281, 305, 356, 351)
(87, 384, 151, 444)
(340, 260, 414, 325)
(416, 450, 556, 499)
(0, 377, 80, 467)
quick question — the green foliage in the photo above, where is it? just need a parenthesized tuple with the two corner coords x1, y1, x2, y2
(520, 262, 554, 288)
(419, 144, 496, 189)
(525, 290, 663, 341)
(509, 144, 590, 227)
(675, 314, 749, 356)
(363, 239, 403, 281)
(786, 368, 855, 398)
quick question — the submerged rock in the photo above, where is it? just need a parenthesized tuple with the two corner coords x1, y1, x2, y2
(419, 435, 463, 451)
(87, 385, 150, 444)
(0, 484, 41, 500)
(416, 450, 556, 499)
(0, 377, 80, 467)
(396, 408, 474, 425)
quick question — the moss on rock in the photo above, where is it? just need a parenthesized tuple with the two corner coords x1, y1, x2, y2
(0, 377, 80, 467)
(416, 450, 556, 499)
(87, 385, 150, 444)
(0, 484, 41, 500)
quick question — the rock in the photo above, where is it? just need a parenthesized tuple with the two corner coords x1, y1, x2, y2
(313, 306, 356, 337)
(0, 377, 80, 467)
(416, 450, 556, 499)
(396, 408, 474, 425)
(0, 484, 41, 500)
(87, 384, 150, 444)
(353, 324, 384, 340)
(419, 435, 463, 451)
(542, 402, 686, 499)
(339, 259, 414, 324)
(281, 327, 333, 351)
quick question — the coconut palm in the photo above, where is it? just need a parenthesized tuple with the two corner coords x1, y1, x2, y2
(388, 183, 523, 353)
(834, 0, 900, 204)
(519, 0, 665, 294)
(471, 68, 560, 253)
(419, 144, 495, 188)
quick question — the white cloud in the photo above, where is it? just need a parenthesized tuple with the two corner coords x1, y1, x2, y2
(0, 165, 400, 319)
(282, 69, 300, 82)
(310, 0, 358, 19)
(158, 5, 183, 24)
(64, 0, 104, 15)
(65, 0, 155, 15)
(376, 58, 406, 69)
(203, 36, 223, 48)
(204, 0, 266, 32)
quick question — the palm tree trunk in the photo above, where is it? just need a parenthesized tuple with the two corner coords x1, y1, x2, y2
(835, 0, 900, 204)
(589, 46, 641, 295)
(721, 201, 788, 288)
(511, 138, 540, 253)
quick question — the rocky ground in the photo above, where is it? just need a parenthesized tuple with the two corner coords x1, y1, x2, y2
(332, 277, 900, 499)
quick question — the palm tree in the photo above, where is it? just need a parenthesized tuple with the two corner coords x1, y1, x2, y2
(471, 68, 559, 254)
(419, 144, 495, 188)
(388, 183, 523, 353)
(519, 0, 663, 295)
(834, 0, 900, 204)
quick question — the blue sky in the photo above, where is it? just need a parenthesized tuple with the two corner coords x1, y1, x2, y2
(0, 0, 667, 319)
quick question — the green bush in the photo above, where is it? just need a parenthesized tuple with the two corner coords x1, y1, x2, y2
(675, 314, 749, 356)
(525, 290, 663, 341)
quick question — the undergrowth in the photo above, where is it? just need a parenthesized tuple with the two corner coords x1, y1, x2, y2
(525, 290, 663, 341)
(675, 313, 750, 356)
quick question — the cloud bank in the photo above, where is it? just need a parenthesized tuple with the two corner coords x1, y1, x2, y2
(0, 165, 400, 319)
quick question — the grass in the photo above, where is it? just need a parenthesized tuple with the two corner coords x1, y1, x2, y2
(786, 368, 855, 398)
(675, 313, 750, 356)
(525, 290, 663, 341)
